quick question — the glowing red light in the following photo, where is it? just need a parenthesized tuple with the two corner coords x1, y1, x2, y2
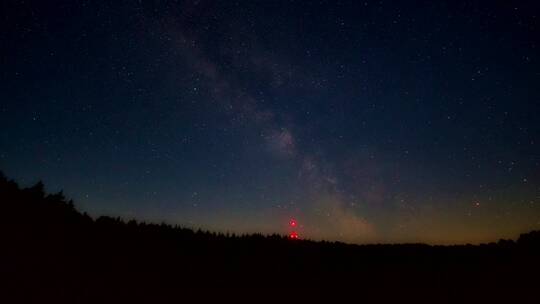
(288, 219, 299, 239)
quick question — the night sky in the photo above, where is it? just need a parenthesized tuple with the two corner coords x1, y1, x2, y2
(2, 1, 539, 244)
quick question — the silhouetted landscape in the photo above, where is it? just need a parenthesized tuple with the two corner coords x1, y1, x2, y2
(2, 172, 539, 303)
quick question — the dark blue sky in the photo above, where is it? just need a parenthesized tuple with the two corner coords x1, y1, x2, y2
(1, 0, 539, 244)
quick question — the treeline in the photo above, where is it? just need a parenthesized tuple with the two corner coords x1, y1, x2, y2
(1, 171, 539, 303)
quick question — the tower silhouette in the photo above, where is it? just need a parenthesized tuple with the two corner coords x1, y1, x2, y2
(289, 218, 299, 239)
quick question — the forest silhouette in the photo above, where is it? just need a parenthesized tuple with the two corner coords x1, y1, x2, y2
(1, 171, 539, 303)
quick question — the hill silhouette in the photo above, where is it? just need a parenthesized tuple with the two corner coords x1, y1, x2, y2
(1, 171, 539, 303)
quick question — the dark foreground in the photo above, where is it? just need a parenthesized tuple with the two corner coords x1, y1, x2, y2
(1, 173, 539, 303)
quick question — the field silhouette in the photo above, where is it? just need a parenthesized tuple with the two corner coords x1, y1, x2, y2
(1, 171, 538, 303)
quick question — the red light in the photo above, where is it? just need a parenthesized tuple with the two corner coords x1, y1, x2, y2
(289, 231, 299, 239)
(289, 219, 297, 227)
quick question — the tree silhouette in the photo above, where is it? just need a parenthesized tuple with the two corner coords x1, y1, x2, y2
(1, 170, 539, 303)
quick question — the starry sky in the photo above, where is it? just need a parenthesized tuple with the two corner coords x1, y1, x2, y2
(1, 0, 539, 244)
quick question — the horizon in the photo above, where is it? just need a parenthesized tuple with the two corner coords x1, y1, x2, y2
(2, 173, 533, 246)
(2, 1, 539, 245)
